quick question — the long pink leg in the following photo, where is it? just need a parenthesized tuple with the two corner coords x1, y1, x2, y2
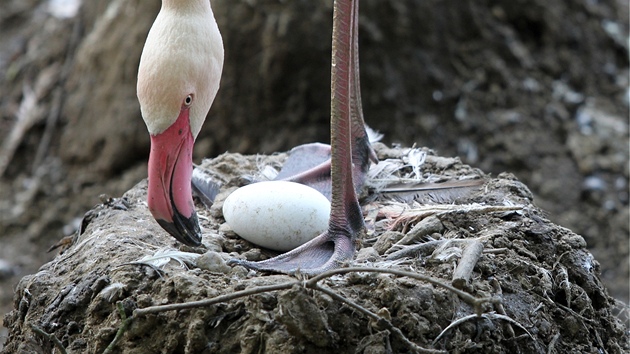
(230, 0, 367, 275)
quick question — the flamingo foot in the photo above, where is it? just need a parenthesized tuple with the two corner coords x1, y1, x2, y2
(275, 143, 333, 200)
(228, 228, 359, 276)
(274, 136, 373, 201)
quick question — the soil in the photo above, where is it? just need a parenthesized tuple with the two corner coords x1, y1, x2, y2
(2, 144, 629, 353)
(0, 0, 628, 352)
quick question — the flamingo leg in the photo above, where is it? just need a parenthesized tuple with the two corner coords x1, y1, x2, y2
(229, 0, 369, 275)
(272, 2, 377, 200)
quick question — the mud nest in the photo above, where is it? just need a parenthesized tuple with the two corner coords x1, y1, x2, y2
(2, 143, 627, 353)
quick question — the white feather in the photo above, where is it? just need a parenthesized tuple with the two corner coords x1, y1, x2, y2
(407, 148, 427, 179)
(100, 282, 125, 303)
(133, 248, 202, 269)
(365, 125, 383, 143)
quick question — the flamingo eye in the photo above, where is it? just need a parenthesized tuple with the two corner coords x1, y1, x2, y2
(184, 94, 193, 106)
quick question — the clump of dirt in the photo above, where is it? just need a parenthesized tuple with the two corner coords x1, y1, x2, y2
(2, 145, 627, 353)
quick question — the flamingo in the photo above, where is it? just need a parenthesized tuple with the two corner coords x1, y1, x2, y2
(137, 0, 224, 247)
(137, 0, 370, 275)
(137, 0, 478, 275)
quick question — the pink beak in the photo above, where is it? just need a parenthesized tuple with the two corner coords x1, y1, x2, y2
(147, 107, 201, 246)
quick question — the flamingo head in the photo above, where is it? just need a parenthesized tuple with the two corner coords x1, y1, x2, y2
(137, 0, 224, 246)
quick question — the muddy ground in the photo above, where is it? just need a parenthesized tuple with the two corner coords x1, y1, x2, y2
(2, 145, 629, 353)
(0, 0, 628, 352)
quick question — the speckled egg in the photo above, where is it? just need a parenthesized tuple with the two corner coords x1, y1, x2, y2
(222, 181, 330, 251)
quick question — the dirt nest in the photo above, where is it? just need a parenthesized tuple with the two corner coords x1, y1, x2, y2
(2, 144, 627, 353)
(0, 1, 628, 334)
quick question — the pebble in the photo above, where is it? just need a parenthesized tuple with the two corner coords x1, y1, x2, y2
(195, 251, 231, 273)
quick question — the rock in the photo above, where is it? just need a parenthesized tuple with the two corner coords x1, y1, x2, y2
(355, 247, 379, 262)
(195, 251, 231, 273)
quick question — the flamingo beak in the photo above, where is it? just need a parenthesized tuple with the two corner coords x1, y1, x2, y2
(146, 108, 202, 246)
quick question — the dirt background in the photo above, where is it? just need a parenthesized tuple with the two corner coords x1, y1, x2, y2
(0, 0, 628, 350)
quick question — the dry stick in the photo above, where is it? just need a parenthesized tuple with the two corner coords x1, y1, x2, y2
(134, 281, 298, 317)
(304, 267, 498, 313)
(128, 267, 497, 353)
(311, 283, 445, 354)
(103, 302, 132, 354)
(483, 247, 508, 254)
(30, 324, 67, 354)
(489, 278, 515, 338)
(535, 290, 605, 351)
(135, 278, 439, 354)
(385, 240, 445, 259)
(546, 332, 561, 354)
(451, 240, 484, 289)
(131, 268, 462, 353)
(432, 312, 537, 349)
(134, 267, 495, 317)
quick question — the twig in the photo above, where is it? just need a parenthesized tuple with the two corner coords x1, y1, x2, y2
(451, 240, 484, 289)
(304, 267, 498, 314)
(489, 278, 515, 338)
(134, 281, 298, 317)
(30, 324, 67, 354)
(103, 302, 132, 354)
(134, 267, 495, 317)
(385, 240, 445, 259)
(433, 313, 479, 346)
(432, 312, 538, 351)
(483, 247, 508, 254)
(546, 332, 561, 354)
(311, 283, 445, 354)
(128, 266, 497, 353)
(483, 313, 539, 349)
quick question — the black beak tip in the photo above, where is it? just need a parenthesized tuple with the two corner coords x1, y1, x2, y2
(157, 216, 202, 247)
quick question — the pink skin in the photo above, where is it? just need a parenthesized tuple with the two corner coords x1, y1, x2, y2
(147, 104, 201, 246)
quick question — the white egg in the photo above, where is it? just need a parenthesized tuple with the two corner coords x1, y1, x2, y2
(222, 181, 330, 251)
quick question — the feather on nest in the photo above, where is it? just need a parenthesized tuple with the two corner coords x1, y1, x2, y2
(131, 248, 202, 270)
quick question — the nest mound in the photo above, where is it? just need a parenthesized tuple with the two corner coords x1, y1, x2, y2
(2, 144, 627, 353)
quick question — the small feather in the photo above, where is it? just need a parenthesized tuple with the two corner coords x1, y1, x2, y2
(100, 282, 125, 303)
(133, 248, 202, 269)
(430, 240, 462, 262)
(259, 165, 280, 180)
(366, 125, 383, 143)
(407, 148, 427, 178)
